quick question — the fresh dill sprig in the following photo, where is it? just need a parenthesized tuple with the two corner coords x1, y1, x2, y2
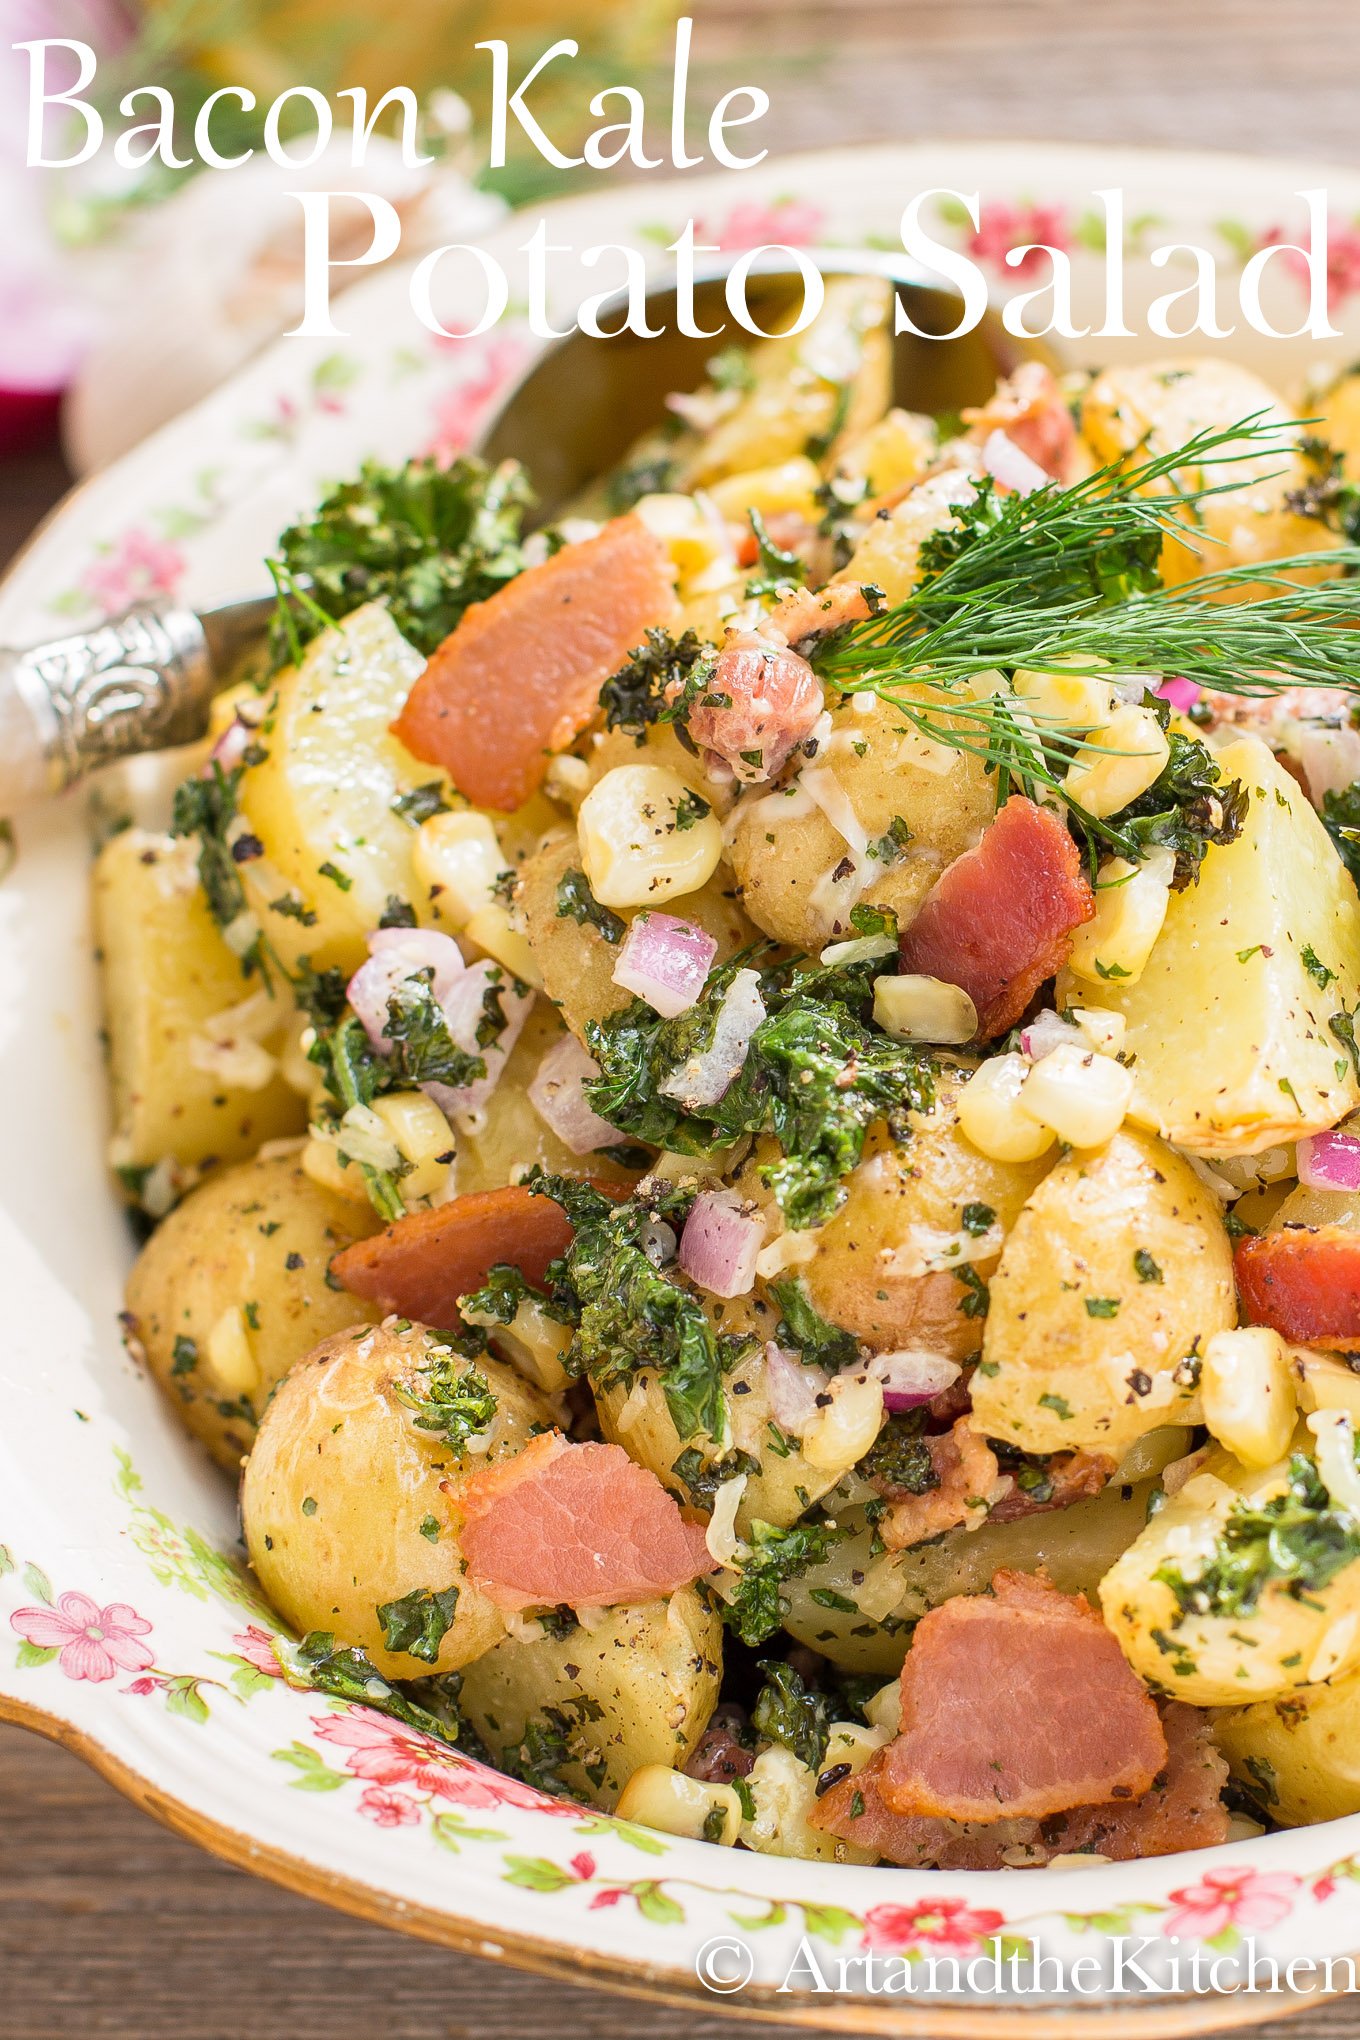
(811, 415, 1360, 771)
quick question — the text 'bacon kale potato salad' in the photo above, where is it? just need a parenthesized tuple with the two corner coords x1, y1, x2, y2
(106, 276, 1360, 1864)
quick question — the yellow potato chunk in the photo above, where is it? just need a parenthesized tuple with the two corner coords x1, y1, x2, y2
(1061, 740, 1360, 1153)
(95, 828, 303, 1182)
(1216, 1659, 1360, 1826)
(973, 1128, 1234, 1455)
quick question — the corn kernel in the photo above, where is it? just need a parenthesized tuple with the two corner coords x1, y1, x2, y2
(1070, 1007, 1127, 1056)
(1020, 1041, 1134, 1148)
(823, 1719, 892, 1777)
(873, 972, 978, 1045)
(1062, 704, 1171, 818)
(577, 763, 722, 909)
(370, 1090, 454, 1204)
(301, 1131, 371, 1204)
(413, 811, 506, 930)
(614, 1764, 742, 1845)
(955, 1053, 1057, 1163)
(463, 903, 544, 989)
(801, 1370, 885, 1473)
(205, 1305, 259, 1398)
(1201, 1328, 1298, 1468)
(1066, 851, 1174, 987)
(1012, 666, 1118, 734)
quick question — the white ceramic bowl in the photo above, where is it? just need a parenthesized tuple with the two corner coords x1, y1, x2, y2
(5, 143, 1360, 2033)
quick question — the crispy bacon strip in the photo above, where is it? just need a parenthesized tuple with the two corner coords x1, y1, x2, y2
(811, 1704, 1227, 1868)
(877, 1570, 1165, 1824)
(392, 514, 678, 812)
(1234, 1226, 1360, 1347)
(896, 795, 1094, 1040)
(452, 1433, 715, 1611)
(876, 1419, 1001, 1551)
(331, 1180, 627, 1330)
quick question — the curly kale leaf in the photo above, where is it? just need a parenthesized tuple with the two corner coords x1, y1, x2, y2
(1102, 717, 1248, 888)
(295, 1632, 467, 1745)
(375, 1585, 461, 1664)
(529, 1171, 740, 1448)
(599, 626, 714, 738)
(555, 867, 627, 944)
(722, 1519, 846, 1647)
(1324, 780, 1360, 890)
(460, 1262, 570, 1327)
(394, 1353, 499, 1449)
(752, 1659, 831, 1769)
(584, 960, 933, 1232)
(768, 1278, 859, 1371)
(1155, 1452, 1360, 1621)
(268, 454, 532, 667)
(860, 1412, 937, 1496)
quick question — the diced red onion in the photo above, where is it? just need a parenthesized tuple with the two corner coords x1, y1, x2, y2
(866, 1348, 962, 1412)
(1297, 1131, 1360, 1194)
(1156, 676, 1202, 714)
(658, 968, 766, 1110)
(1020, 1009, 1076, 1062)
(527, 1033, 622, 1155)
(347, 928, 467, 1051)
(424, 962, 534, 1125)
(677, 1190, 765, 1298)
(209, 718, 251, 775)
(612, 912, 717, 1019)
(764, 1342, 830, 1435)
(1298, 724, 1360, 806)
(980, 428, 1048, 497)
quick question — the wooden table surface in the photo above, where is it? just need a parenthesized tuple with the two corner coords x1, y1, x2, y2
(7, 3, 1360, 2033)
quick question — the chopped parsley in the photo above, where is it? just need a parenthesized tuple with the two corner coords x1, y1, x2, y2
(1156, 1453, 1360, 1621)
(1134, 1249, 1164, 1284)
(555, 868, 626, 944)
(1302, 944, 1338, 991)
(394, 1351, 499, 1451)
(1084, 1296, 1121, 1318)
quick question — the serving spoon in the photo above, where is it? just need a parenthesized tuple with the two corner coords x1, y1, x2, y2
(0, 254, 1041, 814)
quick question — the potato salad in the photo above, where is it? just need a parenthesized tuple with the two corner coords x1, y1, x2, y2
(106, 276, 1360, 1864)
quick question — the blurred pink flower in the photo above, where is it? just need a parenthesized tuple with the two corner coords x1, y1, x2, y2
(967, 200, 1071, 285)
(1258, 218, 1360, 314)
(11, 1591, 154, 1683)
(313, 1706, 575, 1813)
(81, 527, 185, 614)
(358, 1786, 422, 1828)
(1165, 1867, 1300, 1942)
(427, 333, 529, 464)
(231, 1626, 284, 1677)
(697, 198, 824, 252)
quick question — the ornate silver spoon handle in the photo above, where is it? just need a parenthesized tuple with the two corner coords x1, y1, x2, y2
(0, 596, 274, 813)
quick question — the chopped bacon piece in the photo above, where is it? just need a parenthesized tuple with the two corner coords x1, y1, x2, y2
(876, 1419, 1001, 1551)
(987, 1449, 1114, 1525)
(452, 1433, 715, 1611)
(811, 1704, 1227, 1868)
(1235, 1226, 1360, 1347)
(877, 1570, 1165, 1823)
(963, 363, 1077, 482)
(392, 514, 678, 812)
(680, 633, 823, 782)
(330, 1180, 627, 1330)
(897, 795, 1094, 1040)
(685, 1706, 755, 1784)
(763, 580, 875, 649)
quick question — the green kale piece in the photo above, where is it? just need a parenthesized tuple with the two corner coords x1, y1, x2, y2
(460, 1262, 569, 1327)
(752, 1659, 832, 1769)
(555, 868, 627, 944)
(722, 1519, 846, 1646)
(1155, 1453, 1360, 1620)
(530, 1172, 740, 1449)
(860, 1413, 937, 1496)
(584, 958, 933, 1232)
(1324, 780, 1360, 890)
(605, 454, 679, 516)
(268, 454, 532, 666)
(170, 759, 256, 955)
(295, 1632, 467, 1744)
(1104, 719, 1248, 888)
(375, 1585, 461, 1664)
(393, 1353, 499, 1449)
(769, 1278, 859, 1371)
(599, 626, 713, 738)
